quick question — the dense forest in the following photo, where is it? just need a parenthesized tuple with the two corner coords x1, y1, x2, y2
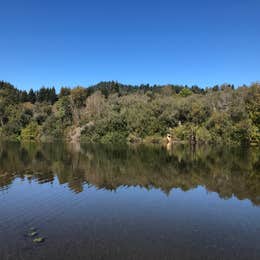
(0, 80, 259, 145)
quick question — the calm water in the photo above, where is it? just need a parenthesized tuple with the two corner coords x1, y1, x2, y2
(0, 142, 260, 260)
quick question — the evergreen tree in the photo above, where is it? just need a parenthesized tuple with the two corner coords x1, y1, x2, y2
(28, 89, 36, 103)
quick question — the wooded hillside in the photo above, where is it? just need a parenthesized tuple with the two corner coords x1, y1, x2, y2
(0, 81, 259, 145)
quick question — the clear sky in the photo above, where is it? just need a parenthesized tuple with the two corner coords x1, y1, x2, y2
(0, 0, 259, 91)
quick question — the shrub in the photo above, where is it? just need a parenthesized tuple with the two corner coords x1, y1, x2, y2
(21, 122, 40, 140)
(100, 131, 127, 144)
(179, 88, 192, 97)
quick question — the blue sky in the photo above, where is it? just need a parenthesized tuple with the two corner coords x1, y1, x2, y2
(0, 0, 259, 91)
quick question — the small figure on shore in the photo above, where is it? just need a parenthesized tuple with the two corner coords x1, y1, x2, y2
(189, 129, 197, 145)
(166, 134, 174, 152)
(166, 134, 172, 144)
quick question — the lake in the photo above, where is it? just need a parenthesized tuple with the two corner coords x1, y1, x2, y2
(0, 142, 260, 260)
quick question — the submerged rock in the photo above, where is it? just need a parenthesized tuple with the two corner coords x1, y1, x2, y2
(33, 237, 45, 243)
(28, 231, 38, 237)
(29, 227, 36, 231)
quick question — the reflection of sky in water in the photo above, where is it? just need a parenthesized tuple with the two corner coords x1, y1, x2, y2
(1, 178, 260, 243)
(2, 178, 259, 222)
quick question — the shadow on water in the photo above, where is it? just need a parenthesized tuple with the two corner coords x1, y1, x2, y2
(0, 141, 260, 205)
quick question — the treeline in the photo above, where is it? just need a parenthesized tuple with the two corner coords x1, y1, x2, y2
(0, 80, 259, 145)
(0, 82, 57, 104)
(0, 80, 234, 104)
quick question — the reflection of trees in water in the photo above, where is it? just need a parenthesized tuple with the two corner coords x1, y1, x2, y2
(0, 142, 260, 205)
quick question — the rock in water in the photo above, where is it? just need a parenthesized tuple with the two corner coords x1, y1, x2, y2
(28, 231, 38, 237)
(33, 237, 45, 243)
(29, 227, 36, 231)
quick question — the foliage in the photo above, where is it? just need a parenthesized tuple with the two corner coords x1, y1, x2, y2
(100, 131, 128, 144)
(55, 96, 73, 126)
(0, 80, 259, 145)
(20, 122, 40, 140)
(179, 88, 193, 97)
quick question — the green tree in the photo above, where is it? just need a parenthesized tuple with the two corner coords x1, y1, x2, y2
(21, 122, 40, 140)
(179, 88, 193, 97)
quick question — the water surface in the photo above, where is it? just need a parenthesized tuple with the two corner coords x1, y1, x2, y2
(0, 142, 260, 260)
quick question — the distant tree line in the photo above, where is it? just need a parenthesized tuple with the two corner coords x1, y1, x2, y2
(0, 80, 237, 104)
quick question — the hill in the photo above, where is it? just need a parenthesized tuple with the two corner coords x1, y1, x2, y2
(0, 81, 259, 145)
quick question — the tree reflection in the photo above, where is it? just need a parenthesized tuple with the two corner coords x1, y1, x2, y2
(0, 142, 260, 205)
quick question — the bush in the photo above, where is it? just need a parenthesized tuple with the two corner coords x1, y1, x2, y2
(196, 127, 212, 144)
(179, 88, 192, 97)
(21, 122, 40, 140)
(171, 124, 192, 141)
(231, 120, 254, 145)
(100, 131, 127, 144)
